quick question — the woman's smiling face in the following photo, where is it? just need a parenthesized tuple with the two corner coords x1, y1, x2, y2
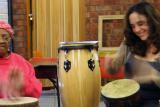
(0, 29, 10, 57)
(129, 12, 150, 41)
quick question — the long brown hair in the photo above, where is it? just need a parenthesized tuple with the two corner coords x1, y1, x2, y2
(124, 1, 160, 56)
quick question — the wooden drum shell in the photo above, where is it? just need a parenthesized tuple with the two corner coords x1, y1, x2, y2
(102, 91, 140, 107)
(58, 41, 101, 107)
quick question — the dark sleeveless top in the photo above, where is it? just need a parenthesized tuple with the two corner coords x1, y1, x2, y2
(125, 54, 160, 100)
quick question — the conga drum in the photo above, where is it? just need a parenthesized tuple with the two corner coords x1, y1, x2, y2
(0, 97, 39, 107)
(58, 41, 101, 107)
(101, 79, 140, 107)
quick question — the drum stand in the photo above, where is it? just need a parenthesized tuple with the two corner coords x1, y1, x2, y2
(34, 64, 61, 107)
(49, 77, 60, 107)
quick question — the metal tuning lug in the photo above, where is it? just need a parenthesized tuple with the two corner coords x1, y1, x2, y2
(88, 59, 95, 71)
(64, 60, 71, 72)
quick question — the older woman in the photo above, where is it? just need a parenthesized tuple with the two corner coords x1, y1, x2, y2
(0, 21, 42, 98)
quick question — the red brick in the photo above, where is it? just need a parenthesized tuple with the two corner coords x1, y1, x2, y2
(12, 0, 25, 3)
(87, 6, 96, 12)
(15, 30, 25, 36)
(89, 12, 98, 17)
(14, 20, 26, 26)
(89, 0, 104, 5)
(14, 36, 25, 42)
(14, 47, 27, 57)
(13, 15, 26, 20)
(14, 41, 25, 47)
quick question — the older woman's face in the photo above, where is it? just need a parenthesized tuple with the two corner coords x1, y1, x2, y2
(129, 12, 150, 40)
(0, 29, 11, 57)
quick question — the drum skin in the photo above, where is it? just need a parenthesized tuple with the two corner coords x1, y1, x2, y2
(0, 97, 39, 107)
(58, 47, 101, 107)
(101, 79, 140, 107)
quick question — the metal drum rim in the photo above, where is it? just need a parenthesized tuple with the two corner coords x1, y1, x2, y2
(58, 41, 98, 50)
(101, 79, 140, 100)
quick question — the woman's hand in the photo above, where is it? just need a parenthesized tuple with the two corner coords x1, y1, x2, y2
(132, 68, 159, 84)
(104, 56, 117, 74)
(2, 67, 24, 99)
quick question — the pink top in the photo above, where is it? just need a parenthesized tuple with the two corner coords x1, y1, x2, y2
(0, 53, 42, 98)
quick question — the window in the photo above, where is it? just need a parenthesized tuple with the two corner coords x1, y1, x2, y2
(98, 15, 124, 54)
(0, 0, 12, 23)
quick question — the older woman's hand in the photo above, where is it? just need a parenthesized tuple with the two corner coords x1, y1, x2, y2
(2, 67, 24, 99)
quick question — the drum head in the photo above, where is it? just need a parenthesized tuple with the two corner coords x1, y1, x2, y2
(59, 41, 98, 50)
(0, 97, 38, 106)
(101, 79, 140, 99)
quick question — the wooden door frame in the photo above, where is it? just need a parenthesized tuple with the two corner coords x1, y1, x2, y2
(26, 0, 32, 59)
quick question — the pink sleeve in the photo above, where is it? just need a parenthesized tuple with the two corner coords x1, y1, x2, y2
(22, 61, 42, 98)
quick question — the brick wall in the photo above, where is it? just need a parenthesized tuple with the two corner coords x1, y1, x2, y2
(12, 0, 28, 59)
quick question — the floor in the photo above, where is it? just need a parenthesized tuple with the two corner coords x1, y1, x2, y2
(39, 89, 106, 107)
